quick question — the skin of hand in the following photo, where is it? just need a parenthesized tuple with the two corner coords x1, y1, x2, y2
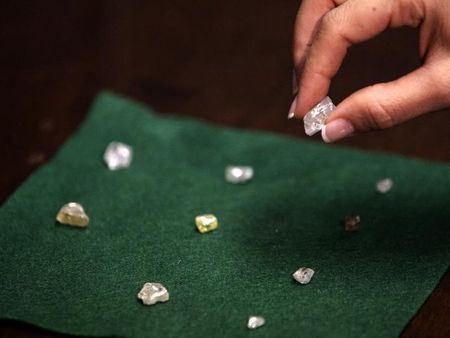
(289, 0, 450, 142)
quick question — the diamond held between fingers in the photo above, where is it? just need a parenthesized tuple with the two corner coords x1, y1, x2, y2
(303, 96, 335, 136)
(292, 267, 315, 284)
(104, 141, 133, 170)
(137, 282, 169, 306)
(56, 202, 89, 227)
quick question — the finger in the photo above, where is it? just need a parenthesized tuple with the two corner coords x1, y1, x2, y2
(294, 0, 424, 117)
(293, 0, 341, 70)
(322, 64, 450, 142)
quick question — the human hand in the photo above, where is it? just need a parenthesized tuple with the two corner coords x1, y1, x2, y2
(289, 0, 450, 142)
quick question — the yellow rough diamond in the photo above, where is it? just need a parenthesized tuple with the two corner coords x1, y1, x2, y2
(195, 214, 218, 233)
(56, 202, 89, 227)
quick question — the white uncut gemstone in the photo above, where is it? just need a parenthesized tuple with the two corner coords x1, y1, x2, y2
(137, 282, 169, 305)
(292, 267, 315, 284)
(247, 316, 265, 330)
(303, 96, 335, 136)
(103, 141, 133, 170)
(56, 202, 89, 227)
(376, 178, 393, 193)
(225, 165, 254, 184)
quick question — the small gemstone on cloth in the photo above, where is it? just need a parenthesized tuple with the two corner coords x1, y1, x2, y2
(195, 214, 218, 233)
(225, 165, 254, 184)
(137, 282, 169, 306)
(103, 141, 133, 170)
(292, 267, 315, 284)
(343, 215, 361, 232)
(303, 96, 335, 136)
(247, 316, 265, 329)
(376, 178, 393, 193)
(56, 202, 89, 227)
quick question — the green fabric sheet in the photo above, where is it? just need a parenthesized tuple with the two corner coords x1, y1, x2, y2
(1, 92, 449, 338)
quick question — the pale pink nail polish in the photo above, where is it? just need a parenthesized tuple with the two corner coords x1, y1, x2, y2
(288, 96, 297, 119)
(321, 119, 354, 143)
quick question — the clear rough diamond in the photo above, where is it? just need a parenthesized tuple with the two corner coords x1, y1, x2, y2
(292, 267, 315, 284)
(376, 178, 393, 193)
(344, 215, 361, 232)
(104, 141, 133, 170)
(247, 316, 265, 329)
(137, 282, 169, 305)
(56, 202, 89, 227)
(225, 165, 254, 184)
(303, 96, 335, 136)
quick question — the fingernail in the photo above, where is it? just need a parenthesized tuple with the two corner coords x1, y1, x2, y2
(287, 96, 297, 119)
(321, 119, 354, 143)
(292, 69, 298, 95)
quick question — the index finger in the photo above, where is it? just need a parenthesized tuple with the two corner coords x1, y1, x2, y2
(293, 0, 340, 69)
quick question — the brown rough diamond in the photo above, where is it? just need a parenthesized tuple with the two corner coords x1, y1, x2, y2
(343, 215, 361, 232)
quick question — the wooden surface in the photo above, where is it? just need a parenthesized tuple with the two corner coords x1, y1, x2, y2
(0, 1, 449, 337)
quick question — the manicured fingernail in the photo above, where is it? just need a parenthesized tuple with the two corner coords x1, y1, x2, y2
(321, 119, 354, 143)
(292, 69, 298, 95)
(287, 96, 297, 119)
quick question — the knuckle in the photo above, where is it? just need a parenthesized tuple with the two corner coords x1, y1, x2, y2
(316, 8, 350, 44)
(444, 88, 450, 107)
(366, 85, 396, 130)
(434, 86, 449, 107)
(317, 11, 342, 38)
(433, 71, 450, 106)
(320, 11, 339, 33)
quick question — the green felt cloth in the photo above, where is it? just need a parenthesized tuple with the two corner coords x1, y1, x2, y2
(1, 92, 449, 338)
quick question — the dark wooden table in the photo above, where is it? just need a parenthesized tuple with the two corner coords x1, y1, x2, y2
(1, 1, 449, 337)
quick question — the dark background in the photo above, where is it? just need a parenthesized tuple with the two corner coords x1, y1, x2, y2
(1, 1, 449, 337)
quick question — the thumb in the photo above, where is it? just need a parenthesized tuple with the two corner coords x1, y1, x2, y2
(321, 65, 450, 143)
